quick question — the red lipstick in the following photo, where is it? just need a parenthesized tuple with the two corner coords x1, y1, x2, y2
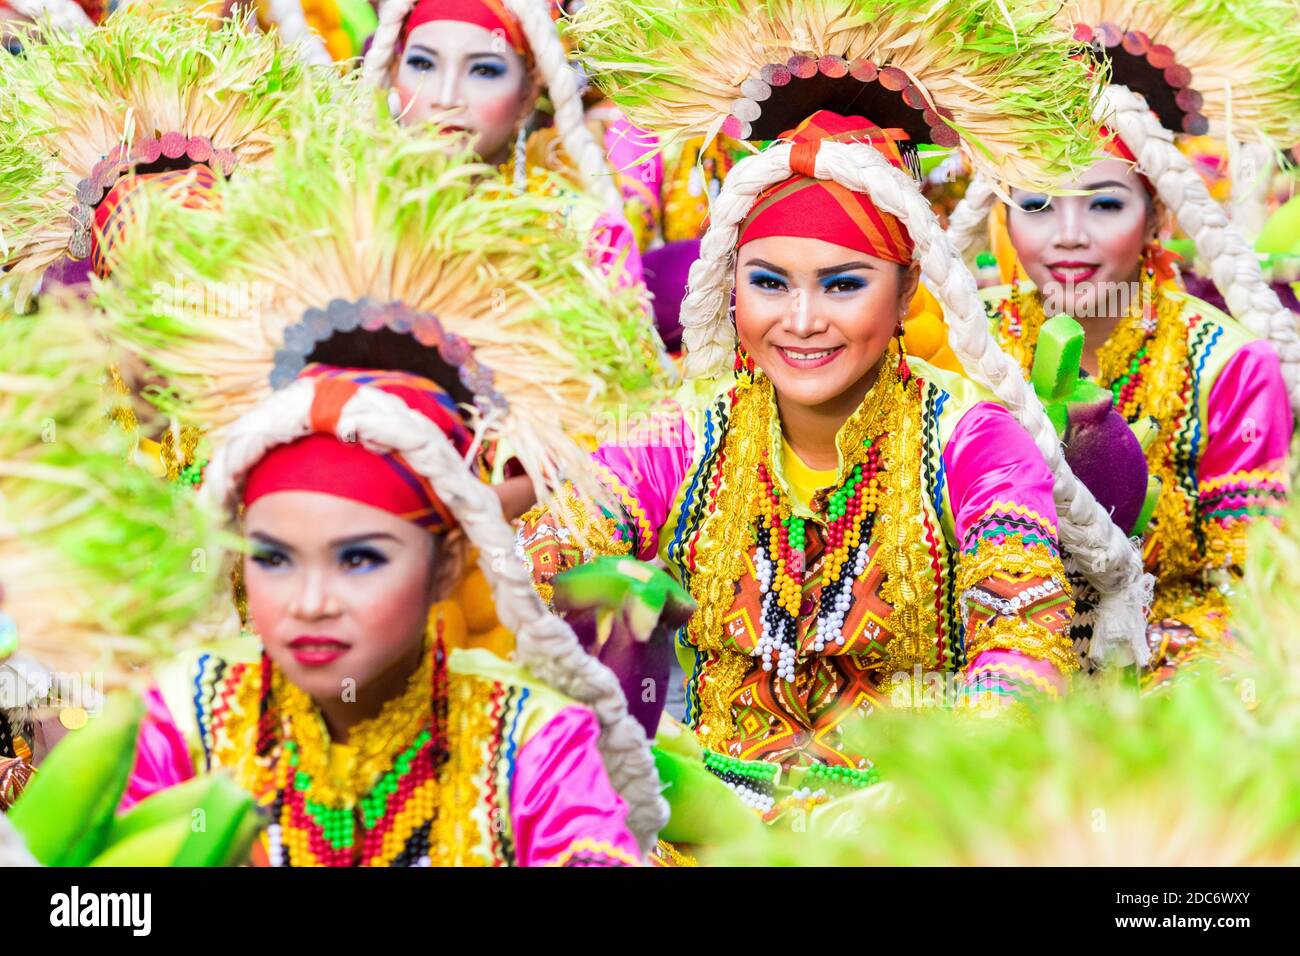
(288, 636, 350, 667)
(1046, 261, 1100, 284)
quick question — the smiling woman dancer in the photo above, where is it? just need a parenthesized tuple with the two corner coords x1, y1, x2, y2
(518, 1, 1149, 842)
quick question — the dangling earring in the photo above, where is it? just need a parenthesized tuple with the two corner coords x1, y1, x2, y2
(1139, 241, 1159, 324)
(512, 125, 528, 192)
(895, 317, 912, 384)
(1008, 259, 1022, 322)
(734, 340, 755, 381)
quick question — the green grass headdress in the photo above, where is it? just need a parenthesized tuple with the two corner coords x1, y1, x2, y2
(0, 304, 228, 690)
(568, 0, 1107, 192)
(0, 8, 331, 298)
(96, 87, 672, 506)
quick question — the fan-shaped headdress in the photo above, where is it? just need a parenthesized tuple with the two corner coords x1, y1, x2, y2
(0, 10, 330, 298)
(571, 0, 1156, 666)
(95, 98, 673, 850)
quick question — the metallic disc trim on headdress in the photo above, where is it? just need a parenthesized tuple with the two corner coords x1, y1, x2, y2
(270, 298, 510, 421)
(1074, 21, 1208, 136)
(68, 133, 236, 262)
(729, 55, 958, 151)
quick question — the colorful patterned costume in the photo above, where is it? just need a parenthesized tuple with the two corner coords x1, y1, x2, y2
(522, 354, 1076, 771)
(124, 602, 639, 867)
(986, 281, 1291, 677)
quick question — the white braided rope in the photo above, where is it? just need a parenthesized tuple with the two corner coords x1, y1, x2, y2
(8, 0, 93, 30)
(360, 0, 417, 84)
(361, 0, 620, 207)
(945, 173, 999, 265)
(202, 381, 668, 855)
(1104, 85, 1300, 419)
(680, 143, 1151, 666)
(265, 0, 335, 67)
(1228, 141, 1276, 243)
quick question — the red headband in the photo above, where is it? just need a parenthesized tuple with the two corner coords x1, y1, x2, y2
(401, 0, 530, 62)
(243, 366, 475, 534)
(1099, 126, 1156, 198)
(738, 111, 914, 265)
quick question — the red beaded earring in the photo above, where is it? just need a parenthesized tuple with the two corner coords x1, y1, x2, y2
(734, 340, 756, 381)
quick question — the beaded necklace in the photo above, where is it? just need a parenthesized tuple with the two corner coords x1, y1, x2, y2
(754, 436, 885, 676)
(1095, 282, 1187, 425)
(225, 628, 450, 867)
(681, 348, 932, 751)
(749, 357, 898, 678)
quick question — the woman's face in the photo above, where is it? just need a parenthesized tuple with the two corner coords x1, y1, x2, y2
(1007, 158, 1156, 320)
(734, 235, 918, 410)
(243, 491, 439, 706)
(390, 20, 535, 164)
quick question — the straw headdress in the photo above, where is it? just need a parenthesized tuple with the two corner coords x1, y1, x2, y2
(568, 0, 1107, 192)
(94, 95, 673, 849)
(95, 87, 671, 510)
(0, 9, 332, 300)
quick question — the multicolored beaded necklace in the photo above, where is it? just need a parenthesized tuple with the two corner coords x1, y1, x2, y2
(702, 750, 881, 822)
(754, 436, 886, 678)
(256, 629, 450, 867)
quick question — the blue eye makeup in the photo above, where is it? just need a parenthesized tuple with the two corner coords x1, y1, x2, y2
(469, 60, 508, 79)
(1090, 196, 1125, 212)
(747, 269, 788, 292)
(339, 545, 389, 573)
(405, 53, 434, 72)
(1017, 194, 1051, 213)
(821, 274, 866, 294)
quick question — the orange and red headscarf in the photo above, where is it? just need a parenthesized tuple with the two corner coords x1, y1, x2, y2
(738, 111, 915, 265)
(243, 366, 475, 534)
(1099, 125, 1156, 197)
(91, 165, 221, 278)
(401, 0, 532, 64)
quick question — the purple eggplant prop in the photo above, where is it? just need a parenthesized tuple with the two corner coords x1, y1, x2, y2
(1031, 313, 1159, 536)
(550, 557, 696, 737)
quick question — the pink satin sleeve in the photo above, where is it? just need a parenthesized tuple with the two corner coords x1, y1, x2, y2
(590, 408, 696, 560)
(510, 706, 641, 867)
(604, 114, 662, 206)
(941, 401, 1059, 547)
(942, 402, 1071, 696)
(588, 210, 645, 290)
(1199, 339, 1293, 483)
(119, 686, 196, 812)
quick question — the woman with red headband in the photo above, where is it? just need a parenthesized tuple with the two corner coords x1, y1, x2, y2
(361, 0, 645, 293)
(514, 0, 1154, 861)
(965, 4, 1299, 686)
(120, 366, 648, 866)
(97, 105, 672, 866)
(524, 110, 1078, 775)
